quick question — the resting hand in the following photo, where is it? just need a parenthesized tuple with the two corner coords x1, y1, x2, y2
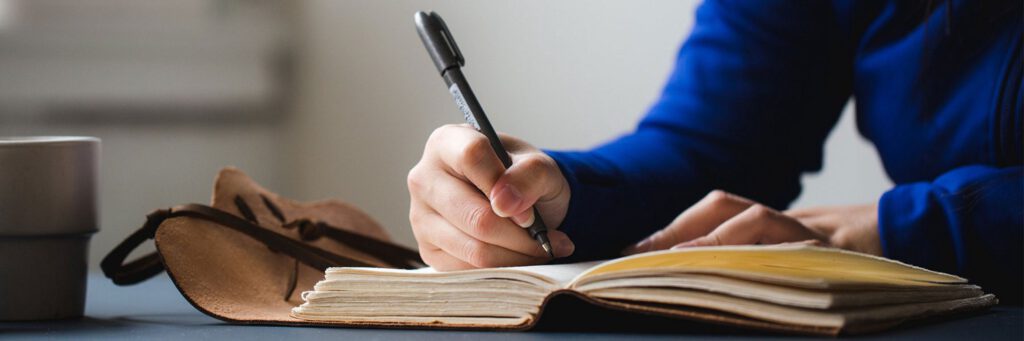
(408, 124, 574, 270)
(622, 190, 881, 256)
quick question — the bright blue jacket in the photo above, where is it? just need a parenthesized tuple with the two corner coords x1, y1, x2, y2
(546, 1, 1022, 303)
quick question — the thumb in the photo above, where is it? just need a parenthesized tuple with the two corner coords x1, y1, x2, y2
(489, 153, 568, 228)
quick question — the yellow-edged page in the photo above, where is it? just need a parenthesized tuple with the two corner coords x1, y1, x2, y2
(569, 244, 966, 290)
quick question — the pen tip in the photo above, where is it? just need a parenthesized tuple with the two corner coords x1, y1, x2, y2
(541, 242, 554, 258)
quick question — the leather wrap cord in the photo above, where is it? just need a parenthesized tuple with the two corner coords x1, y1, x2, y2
(101, 204, 423, 286)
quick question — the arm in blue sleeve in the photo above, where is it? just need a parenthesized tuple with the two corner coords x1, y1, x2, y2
(547, 1, 853, 262)
(880, 165, 1023, 303)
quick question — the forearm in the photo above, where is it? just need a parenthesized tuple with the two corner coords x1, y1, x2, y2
(546, 0, 850, 262)
(879, 165, 1023, 303)
(545, 132, 708, 261)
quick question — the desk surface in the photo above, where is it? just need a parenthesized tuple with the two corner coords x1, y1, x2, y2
(2, 273, 1022, 340)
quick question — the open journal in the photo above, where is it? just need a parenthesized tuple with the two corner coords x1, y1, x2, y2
(291, 245, 996, 335)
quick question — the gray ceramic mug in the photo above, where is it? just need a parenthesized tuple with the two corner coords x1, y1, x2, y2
(0, 137, 99, 320)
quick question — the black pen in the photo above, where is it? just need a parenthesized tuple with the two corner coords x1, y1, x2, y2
(414, 11, 554, 258)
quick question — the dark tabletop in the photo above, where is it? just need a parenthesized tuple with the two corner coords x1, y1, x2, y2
(1, 273, 1022, 340)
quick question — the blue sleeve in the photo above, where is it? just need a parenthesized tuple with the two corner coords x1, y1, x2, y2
(880, 165, 1023, 303)
(546, 0, 853, 261)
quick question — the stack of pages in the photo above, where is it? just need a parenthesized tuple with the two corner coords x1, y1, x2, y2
(291, 245, 995, 335)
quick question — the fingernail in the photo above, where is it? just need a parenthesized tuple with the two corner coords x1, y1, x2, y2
(511, 210, 534, 228)
(490, 183, 523, 218)
(555, 238, 575, 258)
(623, 238, 652, 255)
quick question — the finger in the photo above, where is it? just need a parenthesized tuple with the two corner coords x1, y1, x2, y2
(785, 204, 877, 241)
(428, 124, 506, 195)
(411, 169, 565, 258)
(674, 205, 824, 248)
(786, 204, 865, 218)
(545, 229, 576, 258)
(418, 243, 476, 271)
(410, 200, 476, 265)
(413, 205, 551, 267)
(783, 206, 834, 218)
(779, 239, 829, 247)
(623, 190, 756, 255)
(784, 207, 848, 236)
(791, 214, 843, 236)
(490, 153, 566, 225)
(495, 132, 529, 151)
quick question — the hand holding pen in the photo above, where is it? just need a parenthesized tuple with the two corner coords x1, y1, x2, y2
(407, 11, 575, 270)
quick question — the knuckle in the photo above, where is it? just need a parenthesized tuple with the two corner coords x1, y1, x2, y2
(709, 234, 724, 246)
(647, 230, 670, 246)
(463, 204, 497, 237)
(458, 135, 490, 169)
(427, 124, 458, 145)
(423, 251, 461, 271)
(409, 214, 431, 243)
(406, 166, 425, 193)
(419, 249, 438, 268)
(425, 129, 443, 150)
(460, 239, 490, 268)
(704, 190, 732, 205)
(518, 154, 565, 201)
(744, 204, 779, 222)
(660, 225, 686, 244)
(408, 207, 423, 230)
(517, 154, 554, 176)
(747, 204, 772, 216)
(421, 255, 438, 269)
(408, 209, 419, 228)
(829, 230, 852, 249)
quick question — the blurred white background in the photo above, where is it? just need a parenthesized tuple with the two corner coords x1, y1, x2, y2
(0, 0, 891, 269)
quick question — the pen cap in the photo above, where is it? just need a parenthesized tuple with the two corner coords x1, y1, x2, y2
(414, 11, 464, 74)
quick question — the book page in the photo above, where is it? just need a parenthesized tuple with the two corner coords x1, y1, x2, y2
(504, 261, 604, 287)
(395, 260, 604, 287)
(570, 245, 966, 289)
(293, 260, 607, 325)
(321, 260, 604, 290)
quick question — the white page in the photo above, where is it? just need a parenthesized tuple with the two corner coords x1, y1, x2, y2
(372, 261, 604, 287)
(493, 261, 605, 287)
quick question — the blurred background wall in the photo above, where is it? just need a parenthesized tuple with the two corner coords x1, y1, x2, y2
(0, 0, 891, 269)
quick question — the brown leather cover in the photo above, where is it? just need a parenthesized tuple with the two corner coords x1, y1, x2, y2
(125, 168, 983, 336)
(153, 167, 408, 323)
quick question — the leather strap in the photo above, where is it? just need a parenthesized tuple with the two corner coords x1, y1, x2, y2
(285, 218, 424, 269)
(101, 204, 423, 285)
(100, 209, 172, 285)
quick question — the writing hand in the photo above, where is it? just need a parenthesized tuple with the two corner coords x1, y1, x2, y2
(408, 124, 574, 270)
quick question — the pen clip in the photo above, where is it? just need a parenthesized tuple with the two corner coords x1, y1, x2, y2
(432, 12, 464, 68)
(415, 11, 465, 74)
